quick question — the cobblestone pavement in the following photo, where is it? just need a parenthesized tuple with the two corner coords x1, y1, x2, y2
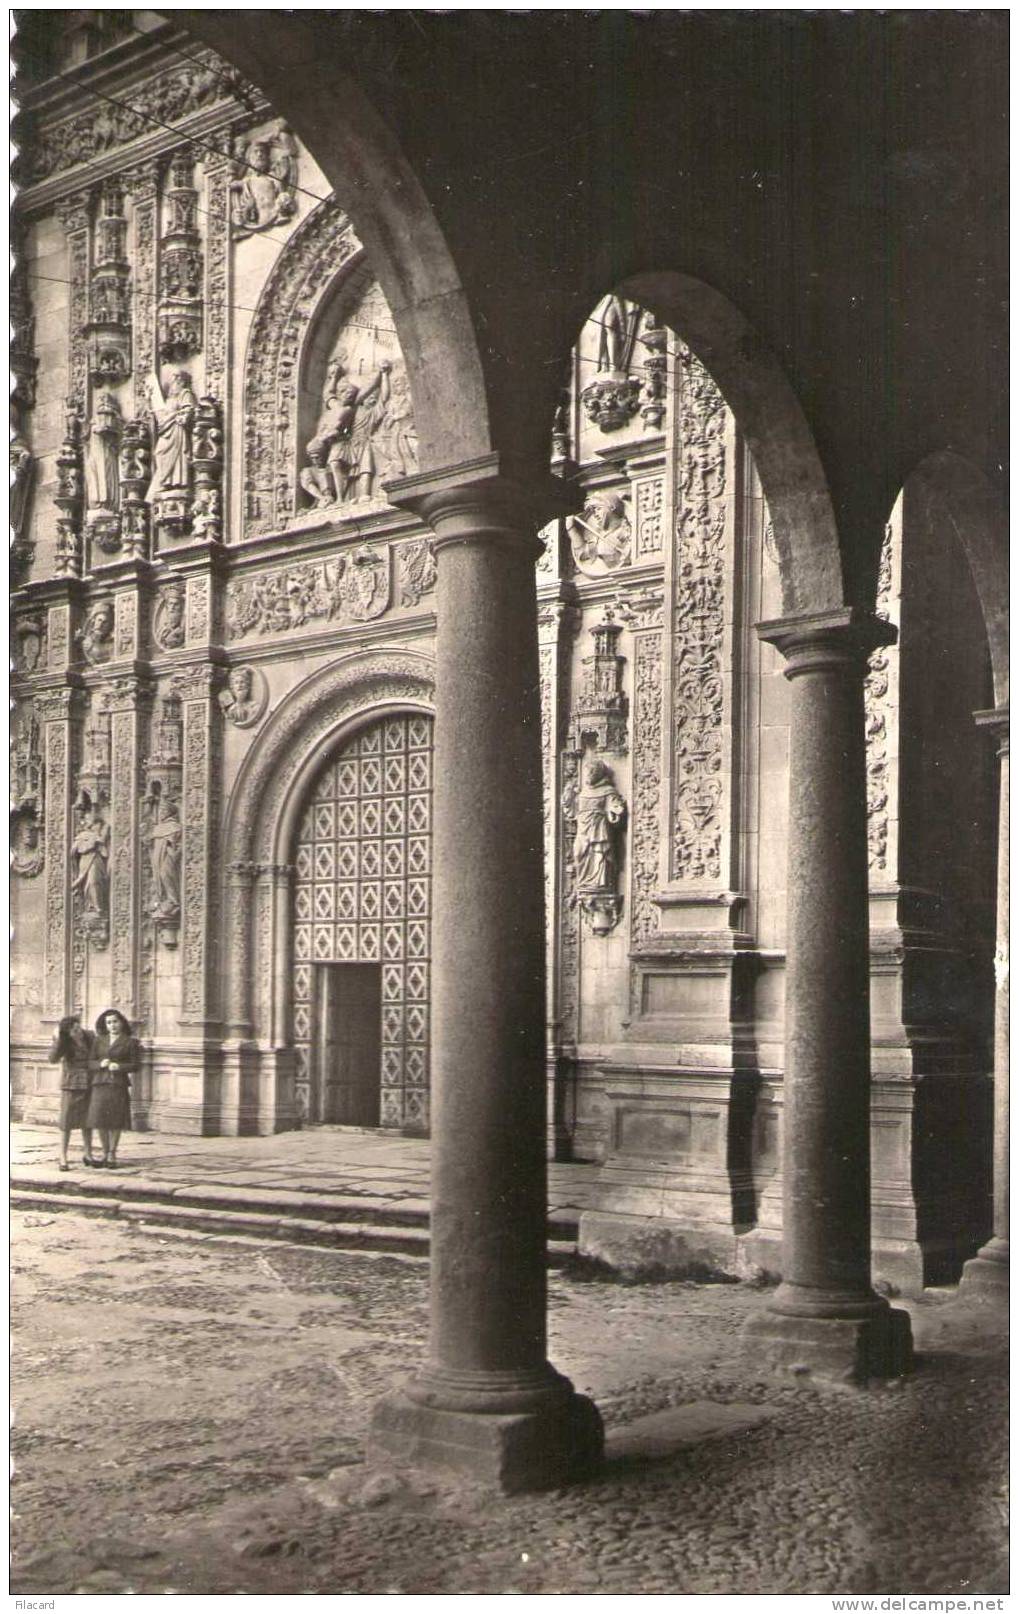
(11, 1209, 1008, 1596)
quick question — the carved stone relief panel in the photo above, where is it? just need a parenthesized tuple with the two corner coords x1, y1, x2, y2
(298, 281, 419, 519)
(180, 675, 218, 1020)
(13, 614, 46, 676)
(568, 492, 632, 578)
(230, 120, 299, 236)
(186, 574, 212, 644)
(397, 535, 437, 607)
(225, 546, 395, 640)
(243, 198, 361, 536)
(40, 692, 77, 1018)
(11, 703, 45, 878)
(218, 665, 269, 729)
(152, 579, 186, 650)
(634, 476, 665, 557)
(29, 49, 253, 182)
(669, 347, 730, 886)
(629, 632, 664, 949)
(866, 516, 900, 877)
(114, 591, 138, 661)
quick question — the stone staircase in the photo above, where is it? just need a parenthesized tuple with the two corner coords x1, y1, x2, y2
(10, 1169, 580, 1265)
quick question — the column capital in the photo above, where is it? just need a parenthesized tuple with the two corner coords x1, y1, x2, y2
(975, 705, 1009, 755)
(386, 453, 580, 555)
(757, 607, 897, 678)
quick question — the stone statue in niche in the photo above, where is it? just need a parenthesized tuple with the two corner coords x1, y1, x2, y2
(85, 390, 122, 512)
(147, 369, 197, 502)
(569, 492, 632, 577)
(230, 120, 298, 235)
(564, 757, 627, 935)
(11, 706, 44, 877)
(11, 434, 34, 540)
(581, 294, 643, 432)
(143, 799, 182, 923)
(217, 664, 269, 728)
(152, 581, 186, 651)
(77, 599, 115, 666)
(71, 801, 111, 944)
(13, 615, 44, 675)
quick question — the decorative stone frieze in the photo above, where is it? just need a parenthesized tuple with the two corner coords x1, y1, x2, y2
(29, 51, 251, 183)
(225, 545, 395, 640)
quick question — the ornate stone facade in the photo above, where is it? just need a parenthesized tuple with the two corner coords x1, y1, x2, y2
(11, 26, 997, 1303)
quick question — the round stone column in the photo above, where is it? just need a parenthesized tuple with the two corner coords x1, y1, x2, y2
(960, 707, 1009, 1303)
(745, 608, 913, 1381)
(370, 457, 603, 1490)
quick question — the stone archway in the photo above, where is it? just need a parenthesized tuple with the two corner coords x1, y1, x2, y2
(616, 270, 846, 615)
(219, 648, 435, 1134)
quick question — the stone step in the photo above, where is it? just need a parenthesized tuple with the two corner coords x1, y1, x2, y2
(10, 1183, 579, 1266)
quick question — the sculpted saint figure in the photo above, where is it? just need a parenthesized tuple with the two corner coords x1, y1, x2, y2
(72, 805, 110, 925)
(147, 370, 197, 502)
(145, 800, 182, 918)
(572, 758, 627, 894)
(85, 391, 122, 511)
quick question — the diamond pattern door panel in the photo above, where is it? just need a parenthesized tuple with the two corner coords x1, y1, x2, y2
(292, 714, 433, 1128)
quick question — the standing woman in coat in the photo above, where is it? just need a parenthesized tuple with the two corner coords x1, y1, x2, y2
(87, 1009, 141, 1168)
(48, 1014, 95, 1171)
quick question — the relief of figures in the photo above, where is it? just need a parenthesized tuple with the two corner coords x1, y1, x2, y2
(230, 120, 299, 235)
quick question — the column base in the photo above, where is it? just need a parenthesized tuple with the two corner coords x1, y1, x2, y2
(958, 1238, 1009, 1306)
(742, 1304, 913, 1385)
(370, 1383, 603, 1494)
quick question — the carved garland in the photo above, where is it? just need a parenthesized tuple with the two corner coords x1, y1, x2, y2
(671, 348, 727, 883)
(243, 197, 363, 536)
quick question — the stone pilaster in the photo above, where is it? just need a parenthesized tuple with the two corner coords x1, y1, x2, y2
(960, 707, 1009, 1304)
(538, 598, 580, 1158)
(744, 607, 913, 1382)
(177, 665, 222, 1030)
(370, 456, 603, 1491)
(107, 674, 152, 1022)
(38, 686, 83, 1022)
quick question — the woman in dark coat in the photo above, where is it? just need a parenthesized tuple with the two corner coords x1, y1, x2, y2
(87, 1008, 141, 1168)
(47, 1014, 95, 1170)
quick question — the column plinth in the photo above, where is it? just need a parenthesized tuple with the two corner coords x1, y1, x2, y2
(960, 708, 1009, 1306)
(370, 458, 603, 1490)
(745, 609, 913, 1382)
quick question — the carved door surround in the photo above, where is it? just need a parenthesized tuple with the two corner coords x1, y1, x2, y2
(220, 647, 435, 1134)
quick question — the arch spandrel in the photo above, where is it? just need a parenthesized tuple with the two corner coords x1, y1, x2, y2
(616, 271, 845, 618)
